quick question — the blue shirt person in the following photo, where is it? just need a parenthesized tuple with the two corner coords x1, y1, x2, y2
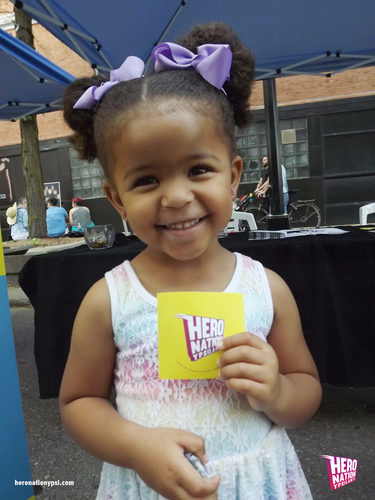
(46, 197, 68, 237)
(7, 196, 29, 241)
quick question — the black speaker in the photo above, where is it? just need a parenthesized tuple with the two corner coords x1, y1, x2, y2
(266, 215, 290, 230)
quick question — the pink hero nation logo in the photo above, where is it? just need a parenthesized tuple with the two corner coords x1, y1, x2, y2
(175, 314, 225, 361)
(321, 455, 357, 490)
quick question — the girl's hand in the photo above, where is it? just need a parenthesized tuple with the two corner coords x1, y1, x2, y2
(131, 427, 220, 500)
(217, 332, 281, 412)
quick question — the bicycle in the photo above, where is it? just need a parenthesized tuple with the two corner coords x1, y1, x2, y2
(234, 190, 321, 230)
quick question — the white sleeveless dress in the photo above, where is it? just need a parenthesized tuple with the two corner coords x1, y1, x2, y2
(96, 253, 312, 500)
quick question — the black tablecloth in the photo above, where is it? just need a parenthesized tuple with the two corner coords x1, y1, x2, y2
(19, 228, 375, 398)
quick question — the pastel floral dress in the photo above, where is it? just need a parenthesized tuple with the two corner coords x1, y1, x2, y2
(97, 253, 312, 500)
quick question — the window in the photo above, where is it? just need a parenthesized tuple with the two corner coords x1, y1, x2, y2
(69, 148, 106, 198)
(236, 117, 309, 183)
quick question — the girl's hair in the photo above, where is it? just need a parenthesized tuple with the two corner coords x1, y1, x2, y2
(63, 22, 255, 181)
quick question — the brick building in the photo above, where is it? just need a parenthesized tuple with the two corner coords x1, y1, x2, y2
(1, 0, 374, 238)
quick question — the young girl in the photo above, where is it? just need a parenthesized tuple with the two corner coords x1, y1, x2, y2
(60, 22, 322, 500)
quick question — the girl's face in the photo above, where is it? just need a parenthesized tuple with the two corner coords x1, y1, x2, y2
(104, 108, 242, 263)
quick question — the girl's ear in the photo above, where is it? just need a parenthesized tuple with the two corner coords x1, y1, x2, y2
(230, 155, 243, 196)
(103, 182, 125, 218)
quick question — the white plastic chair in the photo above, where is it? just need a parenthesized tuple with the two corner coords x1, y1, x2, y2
(359, 203, 375, 225)
(226, 211, 257, 232)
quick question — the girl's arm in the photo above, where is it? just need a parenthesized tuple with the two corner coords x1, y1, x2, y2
(59, 279, 220, 500)
(217, 269, 322, 429)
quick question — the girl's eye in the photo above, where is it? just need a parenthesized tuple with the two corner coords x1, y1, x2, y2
(134, 176, 158, 187)
(189, 166, 210, 177)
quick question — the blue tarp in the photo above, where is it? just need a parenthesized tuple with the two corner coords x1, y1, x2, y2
(0, 27, 75, 121)
(9, 0, 375, 78)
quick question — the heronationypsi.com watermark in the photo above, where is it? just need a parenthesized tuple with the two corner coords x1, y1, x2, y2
(321, 455, 357, 490)
(15, 479, 74, 487)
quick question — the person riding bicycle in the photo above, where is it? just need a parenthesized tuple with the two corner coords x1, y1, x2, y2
(254, 156, 289, 213)
(254, 156, 270, 195)
(254, 156, 271, 210)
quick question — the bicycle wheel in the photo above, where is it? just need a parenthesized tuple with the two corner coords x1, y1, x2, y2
(288, 203, 321, 228)
(247, 206, 269, 230)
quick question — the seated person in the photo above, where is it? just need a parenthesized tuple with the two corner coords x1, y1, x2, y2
(69, 197, 94, 232)
(7, 196, 29, 241)
(46, 197, 68, 237)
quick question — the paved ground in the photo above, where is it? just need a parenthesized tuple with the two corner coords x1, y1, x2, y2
(11, 306, 375, 499)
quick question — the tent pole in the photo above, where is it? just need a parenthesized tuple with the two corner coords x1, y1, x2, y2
(262, 78, 290, 229)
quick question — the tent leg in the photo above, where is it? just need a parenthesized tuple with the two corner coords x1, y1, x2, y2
(263, 78, 290, 229)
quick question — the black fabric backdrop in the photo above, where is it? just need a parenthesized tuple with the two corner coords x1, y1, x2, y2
(19, 227, 375, 398)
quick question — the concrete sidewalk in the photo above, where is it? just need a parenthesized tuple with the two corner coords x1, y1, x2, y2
(8, 285, 31, 307)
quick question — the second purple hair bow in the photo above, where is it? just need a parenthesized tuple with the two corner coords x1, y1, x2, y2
(73, 56, 145, 109)
(152, 43, 232, 90)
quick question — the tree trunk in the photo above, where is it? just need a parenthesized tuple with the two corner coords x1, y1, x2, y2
(14, 6, 47, 237)
(20, 116, 46, 237)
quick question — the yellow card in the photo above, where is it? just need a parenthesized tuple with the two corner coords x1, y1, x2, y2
(158, 292, 245, 379)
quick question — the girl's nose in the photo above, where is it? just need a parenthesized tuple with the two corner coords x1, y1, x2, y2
(160, 179, 194, 208)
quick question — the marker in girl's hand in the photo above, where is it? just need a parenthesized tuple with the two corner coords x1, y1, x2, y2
(184, 451, 212, 478)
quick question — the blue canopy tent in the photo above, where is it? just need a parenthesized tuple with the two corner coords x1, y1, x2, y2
(10, 0, 375, 77)
(0, 27, 75, 121)
(10, 0, 375, 220)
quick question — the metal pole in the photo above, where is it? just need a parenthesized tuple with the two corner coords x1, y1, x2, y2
(263, 78, 290, 229)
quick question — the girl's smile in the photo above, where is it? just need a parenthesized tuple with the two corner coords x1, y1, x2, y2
(159, 216, 204, 230)
(105, 106, 242, 264)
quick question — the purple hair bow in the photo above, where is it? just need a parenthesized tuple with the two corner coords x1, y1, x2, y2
(73, 43, 232, 110)
(152, 43, 232, 90)
(73, 56, 145, 109)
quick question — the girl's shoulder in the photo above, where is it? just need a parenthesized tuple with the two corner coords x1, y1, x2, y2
(264, 267, 299, 320)
(106, 260, 130, 283)
(76, 277, 113, 339)
(264, 267, 289, 294)
(236, 253, 285, 293)
(235, 252, 267, 276)
(85, 277, 111, 307)
(234, 252, 272, 297)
